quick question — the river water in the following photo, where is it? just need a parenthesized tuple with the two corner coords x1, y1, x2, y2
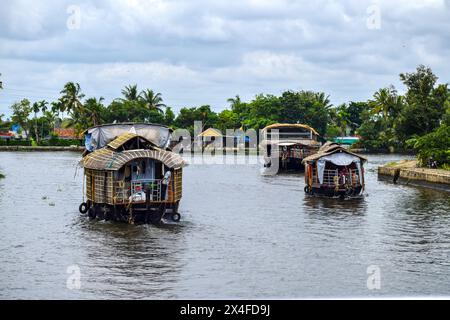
(0, 152, 449, 299)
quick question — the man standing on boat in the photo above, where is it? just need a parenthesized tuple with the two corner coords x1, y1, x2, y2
(339, 167, 349, 185)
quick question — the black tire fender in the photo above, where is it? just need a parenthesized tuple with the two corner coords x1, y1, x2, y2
(345, 187, 353, 196)
(79, 202, 89, 214)
(171, 212, 181, 222)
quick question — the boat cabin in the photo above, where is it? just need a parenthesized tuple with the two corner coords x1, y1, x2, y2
(79, 124, 187, 224)
(261, 123, 321, 172)
(302, 142, 367, 198)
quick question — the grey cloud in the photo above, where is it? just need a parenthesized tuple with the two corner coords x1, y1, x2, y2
(1, 0, 450, 115)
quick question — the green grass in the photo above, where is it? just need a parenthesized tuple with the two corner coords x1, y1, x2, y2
(385, 161, 399, 167)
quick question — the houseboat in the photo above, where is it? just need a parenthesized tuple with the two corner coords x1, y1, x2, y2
(302, 142, 367, 198)
(260, 123, 321, 172)
(78, 123, 187, 224)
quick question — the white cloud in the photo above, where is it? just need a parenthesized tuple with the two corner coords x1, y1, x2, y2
(1, 0, 450, 116)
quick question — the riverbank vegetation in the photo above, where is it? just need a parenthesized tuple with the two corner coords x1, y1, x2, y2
(1, 65, 449, 167)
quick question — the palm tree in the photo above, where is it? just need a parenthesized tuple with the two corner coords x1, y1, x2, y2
(140, 89, 166, 113)
(50, 101, 62, 129)
(84, 97, 105, 126)
(120, 84, 141, 102)
(31, 100, 47, 144)
(369, 88, 390, 120)
(369, 87, 403, 127)
(43, 110, 57, 136)
(336, 105, 350, 136)
(315, 92, 332, 109)
(59, 82, 85, 117)
(39, 101, 48, 140)
(227, 95, 241, 109)
(227, 95, 248, 125)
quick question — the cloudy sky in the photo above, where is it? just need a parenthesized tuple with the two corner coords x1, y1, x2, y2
(1, 0, 450, 116)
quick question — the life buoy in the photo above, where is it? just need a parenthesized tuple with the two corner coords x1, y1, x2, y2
(171, 212, 181, 222)
(79, 202, 89, 214)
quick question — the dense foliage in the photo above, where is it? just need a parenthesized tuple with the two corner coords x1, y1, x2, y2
(407, 125, 450, 168)
(1, 65, 449, 167)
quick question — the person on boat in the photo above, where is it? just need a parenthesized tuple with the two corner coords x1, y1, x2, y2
(161, 170, 172, 200)
(339, 167, 349, 185)
(281, 147, 288, 170)
(352, 171, 359, 185)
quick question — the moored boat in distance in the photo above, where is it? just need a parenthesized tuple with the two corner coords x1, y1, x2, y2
(260, 123, 321, 173)
(302, 142, 367, 198)
(78, 123, 187, 224)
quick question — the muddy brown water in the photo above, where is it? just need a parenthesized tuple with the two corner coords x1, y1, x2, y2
(0, 152, 449, 299)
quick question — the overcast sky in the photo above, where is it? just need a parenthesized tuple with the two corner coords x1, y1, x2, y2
(1, 0, 450, 116)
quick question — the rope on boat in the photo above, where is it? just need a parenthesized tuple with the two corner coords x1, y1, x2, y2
(82, 171, 85, 203)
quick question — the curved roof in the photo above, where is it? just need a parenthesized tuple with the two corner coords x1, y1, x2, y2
(107, 132, 155, 150)
(81, 148, 187, 171)
(262, 123, 320, 136)
(302, 141, 367, 163)
(83, 122, 171, 134)
(84, 123, 172, 151)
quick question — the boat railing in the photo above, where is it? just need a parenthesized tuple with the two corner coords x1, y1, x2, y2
(131, 179, 163, 202)
(323, 169, 338, 185)
(348, 169, 360, 185)
(312, 168, 361, 186)
(114, 179, 164, 203)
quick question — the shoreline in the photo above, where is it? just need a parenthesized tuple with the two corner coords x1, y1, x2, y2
(0, 145, 412, 155)
(0, 145, 84, 152)
(378, 160, 450, 192)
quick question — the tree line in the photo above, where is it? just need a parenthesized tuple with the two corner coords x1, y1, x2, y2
(1, 65, 449, 167)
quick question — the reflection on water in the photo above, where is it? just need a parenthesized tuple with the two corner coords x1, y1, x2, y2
(76, 221, 187, 299)
(0, 152, 449, 299)
(303, 196, 368, 216)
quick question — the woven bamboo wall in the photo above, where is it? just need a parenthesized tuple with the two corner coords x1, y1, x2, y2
(85, 167, 182, 205)
(85, 169, 114, 204)
(173, 168, 182, 201)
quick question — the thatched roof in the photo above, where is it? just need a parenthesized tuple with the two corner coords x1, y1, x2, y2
(302, 141, 367, 163)
(262, 123, 320, 136)
(81, 148, 187, 171)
